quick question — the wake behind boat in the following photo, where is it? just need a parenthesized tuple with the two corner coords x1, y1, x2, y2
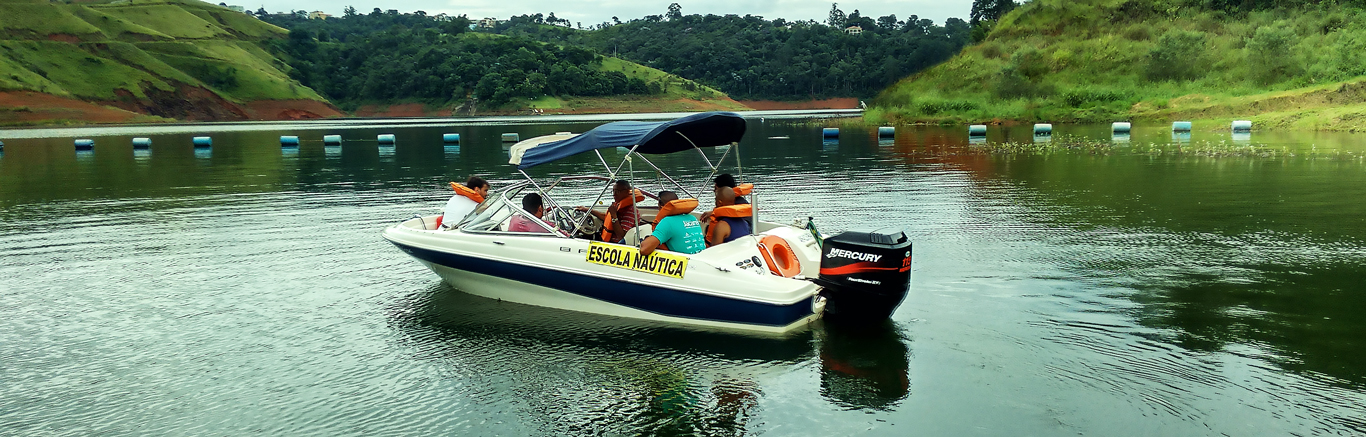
(383, 112, 912, 334)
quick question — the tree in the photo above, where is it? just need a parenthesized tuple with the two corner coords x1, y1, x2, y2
(343, 6, 356, 17)
(666, 3, 682, 21)
(827, 3, 845, 28)
(970, 0, 1016, 25)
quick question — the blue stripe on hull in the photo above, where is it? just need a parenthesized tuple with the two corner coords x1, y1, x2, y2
(391, 241, 814, 327)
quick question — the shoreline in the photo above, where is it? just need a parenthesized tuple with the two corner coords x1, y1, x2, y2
(0, 109, 863, 140)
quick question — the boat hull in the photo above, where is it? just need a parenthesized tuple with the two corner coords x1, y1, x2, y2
(385, 225, 822, 334)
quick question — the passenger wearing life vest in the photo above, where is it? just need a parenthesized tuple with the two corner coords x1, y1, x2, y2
(640, 191, 706, 256)
(438, 176, 489, 229)
(575, 179, 643, 243)
(705, 186, 752, 247)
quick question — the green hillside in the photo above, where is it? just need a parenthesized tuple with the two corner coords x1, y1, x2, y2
(874, 0, 1366, 130)
(0, 0, 326, 122)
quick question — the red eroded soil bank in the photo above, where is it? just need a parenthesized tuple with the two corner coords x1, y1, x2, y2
(737, 98, 861, 110)
(0, 91, 143, 124)
(0, 91, 342, 125)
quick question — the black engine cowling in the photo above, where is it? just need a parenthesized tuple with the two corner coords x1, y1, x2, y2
(815, 227, 912, 321)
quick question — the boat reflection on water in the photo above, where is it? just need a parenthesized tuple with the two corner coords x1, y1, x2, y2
(815, 319, 912, 410)
(386, 283, 815, 434)
(386, 283, 914, 431)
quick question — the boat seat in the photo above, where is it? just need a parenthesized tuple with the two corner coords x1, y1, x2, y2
(622, 224, 653, 247)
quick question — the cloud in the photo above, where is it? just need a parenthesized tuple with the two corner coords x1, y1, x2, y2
(237, 0, 972, 26)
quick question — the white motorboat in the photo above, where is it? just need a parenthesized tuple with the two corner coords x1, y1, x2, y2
(383, 112, 912, 334)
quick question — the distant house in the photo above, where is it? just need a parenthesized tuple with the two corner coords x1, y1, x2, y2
(478, 17, 499, 28)
(308, 11, 331, 20)
(844, 25, 863, 35)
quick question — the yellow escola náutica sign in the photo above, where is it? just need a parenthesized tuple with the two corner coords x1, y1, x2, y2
(584, 241, 689, 279)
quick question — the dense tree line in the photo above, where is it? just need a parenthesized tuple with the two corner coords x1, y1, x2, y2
(260, 10, 658, 108)
(495, 4, 971, 100)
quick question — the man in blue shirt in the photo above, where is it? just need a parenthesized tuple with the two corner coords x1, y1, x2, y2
(640, 191, 706, 256)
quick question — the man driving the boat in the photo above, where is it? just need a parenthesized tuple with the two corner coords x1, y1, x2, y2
(640, 191, 706, 256)
(576, 179, 642, 243)
(441, 176, 489, 229)
(508, 193, 559, 234)
(706, 186, 752, 246)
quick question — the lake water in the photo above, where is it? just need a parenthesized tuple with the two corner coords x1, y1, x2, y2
(3, 115, 1365, 435)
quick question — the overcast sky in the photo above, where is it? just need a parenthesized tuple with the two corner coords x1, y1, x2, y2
(228, 1, 975, 27)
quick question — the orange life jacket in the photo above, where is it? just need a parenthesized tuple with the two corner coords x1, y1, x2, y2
(705, 204, 753, 244)
(449, 182, 485, 203)
(653, 198, 699, 224)
(732, 183, 753, 196)
(601, 189, 645, 241)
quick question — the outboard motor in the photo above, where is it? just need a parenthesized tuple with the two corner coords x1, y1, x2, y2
(815, 227, 912, 321)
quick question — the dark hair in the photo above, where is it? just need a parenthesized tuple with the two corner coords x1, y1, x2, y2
(465, 176, 489, 190)
(657, 190, 678, 205)
(714, 174, 738, 188)
(614, 179, 631, 190)
(522, 193, 543, 211)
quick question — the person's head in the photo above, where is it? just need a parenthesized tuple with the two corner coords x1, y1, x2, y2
(466, 176, 490, 197)
(522, 193, 544, 218)
(714, 174, 738, 190)
(657, 190, 678, 207)
(612, 179, 632, 202)
(715, 186, 736, 207)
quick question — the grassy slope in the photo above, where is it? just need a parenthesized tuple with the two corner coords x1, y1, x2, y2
(0, 0, 322, 108)
(874, 0, 1366, 131)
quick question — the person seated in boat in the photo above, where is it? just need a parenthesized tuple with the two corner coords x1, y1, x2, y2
(705, 186, 753, 246)
(640, 191, 706, 256)
(576, 179, 643, 243)
(508, 193, 558, 234)
(441, 176, 489, 229)
(714, 173, 749, 205)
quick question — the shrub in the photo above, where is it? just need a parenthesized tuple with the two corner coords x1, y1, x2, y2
(1145, 29, 1208, 81)
(1123, 25, 1152, 41)
(1246, 23, 1298, 84)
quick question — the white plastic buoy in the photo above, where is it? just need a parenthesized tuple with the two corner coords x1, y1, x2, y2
(821, 128, 839, 138)
(75, 139, 94, 150)
(132, 137, 152, 148)
(501, 133, 520, 142)
(877, 126, 895, 138)
(1112, 122, 1131, 134)
(280, 136, 299, 146)
(323, 135, 342, 145)
(1172, 121, 1192, 132)
(1034, 123, 1052, 136)
(968, 125, 987, 136)
(442, 133, 460, 143)
(377, 134, 396, 144)
(192, 136, 211, 147)
(1231, 120, 1252, 132)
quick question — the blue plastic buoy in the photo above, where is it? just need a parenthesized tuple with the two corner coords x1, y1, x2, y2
(75, 139, 95, 150)
(1112, 122, 1131, 134)
(821, 128, 839, 138)
(1231, 120, 1252, 132)
(377, 134, 396, 144)
(280, 136, 299, 146)
(1172, 121, 1192, 132)
(1034, 123, 1053, 136)
(132, 137, 152, 148)
(192, 136, 211, 147)
(443, 133, 460, 143)
(501, 133, 520, 142)
(968, 125, 987, 136)
(877, 126, 895, 138)
(323, 135, 342, 145)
